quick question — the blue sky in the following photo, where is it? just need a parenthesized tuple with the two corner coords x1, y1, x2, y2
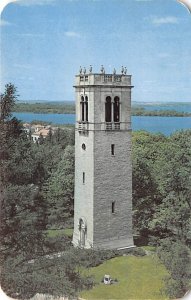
(0, 0, 191, 102)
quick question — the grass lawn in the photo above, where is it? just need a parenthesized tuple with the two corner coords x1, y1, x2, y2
(80, 255, 169, 300)
(47, 228, 73, 238)
(141, 245, 156, 252)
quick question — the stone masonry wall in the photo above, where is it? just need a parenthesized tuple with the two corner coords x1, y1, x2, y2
(93, 130, 133, 248)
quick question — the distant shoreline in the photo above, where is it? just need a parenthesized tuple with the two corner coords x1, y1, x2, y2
(14, 102, 191, 117)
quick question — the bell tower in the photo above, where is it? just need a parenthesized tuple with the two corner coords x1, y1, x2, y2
(72, 66, 134, 249)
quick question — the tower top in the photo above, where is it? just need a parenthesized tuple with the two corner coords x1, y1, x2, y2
(75, 66, 133, 87)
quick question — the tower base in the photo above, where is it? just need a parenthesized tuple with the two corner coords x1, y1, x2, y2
(93, 237, 134, 250)
(72, 234, 134, 250)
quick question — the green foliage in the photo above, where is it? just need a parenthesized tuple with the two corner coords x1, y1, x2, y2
(150, 192, 191, 243)
(51, 127, 75, 149)
(162, 277, 186, 300)
(132, 131, 164, 237)
(132, 130, 191, 298)
(1, 83, 18, 120)
(0, 85, 86, 299)
(43, 145, 75, 227)
(132, 130, 191, 244)
(14, 101, 75, 114)
(132, 106, 191, 117)
(1, 252, 93, 300)
(157, 239, 191, 298)
(1, 184, 46, 259)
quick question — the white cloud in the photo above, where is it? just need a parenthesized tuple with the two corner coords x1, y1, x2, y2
(0, 19, 12, 26)
(64, 31, 81, 38)
(16, 33, 45, 37)
(151, 16, 179, 25)
(16, 0, 56, 6)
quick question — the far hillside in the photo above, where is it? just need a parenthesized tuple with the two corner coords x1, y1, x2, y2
(134, 101, 191, 113)
(14, 101, 75, 114)
(14, 101, 191, 116)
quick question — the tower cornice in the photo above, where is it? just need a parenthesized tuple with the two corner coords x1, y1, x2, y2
(74, 72, 133, 87)
(73, 84, 134, 88)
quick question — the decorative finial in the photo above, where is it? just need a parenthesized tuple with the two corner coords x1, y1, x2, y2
(113, 68, 116, 75)
(89, 65, 92, 73)
(121, 66, 124, 74)
(124, 67, 127, 75)
(83, 67, 86, 74)
(79, 66, 82, 74)
(100, 65, 105, 74)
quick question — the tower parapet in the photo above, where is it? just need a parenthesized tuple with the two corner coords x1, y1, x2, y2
(75, 66, 133, 87)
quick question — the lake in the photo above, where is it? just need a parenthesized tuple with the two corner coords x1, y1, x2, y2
(13, 112, 191, 136)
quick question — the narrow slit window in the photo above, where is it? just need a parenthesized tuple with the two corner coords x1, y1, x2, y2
(83, 172, 85, 184)
(112, 202, 115, 214)
(111, 144, 115, 156)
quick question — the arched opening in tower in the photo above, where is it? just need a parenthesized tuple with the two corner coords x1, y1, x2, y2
(105, 96, 112, 122)
(114, 96, 120, 122)
(85, 95, 88, 121)
(81, 96, 85, 121)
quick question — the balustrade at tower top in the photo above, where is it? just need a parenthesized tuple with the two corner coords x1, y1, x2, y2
(74, 65, 133, 87)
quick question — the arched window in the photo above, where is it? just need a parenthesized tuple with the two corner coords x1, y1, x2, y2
(85, 96, 88, 122)
(78, 218, 86, 246)
(105, 96, 111, 122)
(114, 96, 120, 122)
(81, 96, 85, 121)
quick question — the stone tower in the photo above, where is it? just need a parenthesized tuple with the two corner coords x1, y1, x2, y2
(72, 66, 134, 249)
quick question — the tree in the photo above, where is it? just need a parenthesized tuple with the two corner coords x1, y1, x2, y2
(46, 127, 53, 144)
(150, 192, 191, 243)
(132, 130, 191, 244)
(132, 131, 163, 238)
(149, 131, 191, 244)
(0, 85, 46, 297)
(132, 130, 191, 298)
(0, 84, 47, 281)
(0, 85, 90, 299)
(1, 184, 46, 260)
(38, 133, 44, 145)
(0, 83, 18, 120)
(43, 145, 75, 227)
(52, 127, 75, 149)
(157, 239, 191, 298)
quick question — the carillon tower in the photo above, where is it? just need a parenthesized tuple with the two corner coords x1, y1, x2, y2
(72, 65, 134, 249)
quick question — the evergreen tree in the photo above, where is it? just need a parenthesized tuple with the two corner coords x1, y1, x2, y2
(43, 145, 75, 227)
(0, 84, 90, 299)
